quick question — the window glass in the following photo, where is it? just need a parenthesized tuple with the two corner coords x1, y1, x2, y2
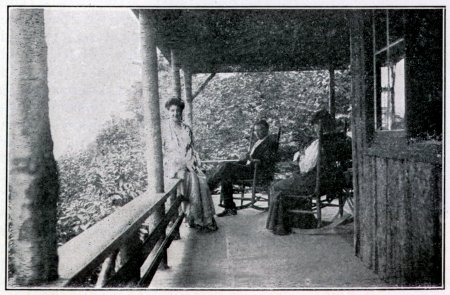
(379, 59, 405, 130)
(373, 10, 406, 131)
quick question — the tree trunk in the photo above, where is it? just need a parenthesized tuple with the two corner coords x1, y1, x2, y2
(171, 49, 181, 100)
(329, 65, 336, 118)
(139, 10, 164, 194)
(183, 68, 193, 127)
(9, 9, 59, 286)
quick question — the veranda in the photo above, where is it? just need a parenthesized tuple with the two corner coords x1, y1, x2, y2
(8, 8, 442, 288)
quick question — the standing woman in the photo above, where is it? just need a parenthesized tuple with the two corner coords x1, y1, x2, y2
(162, 98, 218, 232)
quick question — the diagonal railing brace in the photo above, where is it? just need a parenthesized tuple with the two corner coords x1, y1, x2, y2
(192, 73, 216, 100)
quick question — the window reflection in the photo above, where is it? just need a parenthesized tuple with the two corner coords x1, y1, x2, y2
(373, 9, 406, 131)
(380, 58, 405, 130)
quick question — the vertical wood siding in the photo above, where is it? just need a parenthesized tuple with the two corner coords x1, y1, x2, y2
(358, 155, 442, 285)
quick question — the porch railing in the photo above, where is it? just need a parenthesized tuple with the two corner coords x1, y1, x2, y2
(48, 179, 184, 288)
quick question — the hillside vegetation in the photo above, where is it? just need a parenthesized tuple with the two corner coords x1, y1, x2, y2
(56, 55, 351, 245)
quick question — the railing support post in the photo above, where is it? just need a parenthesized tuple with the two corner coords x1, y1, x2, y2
(156, 204, 169, 270)
(169, 189, 181, 240)
(9, 9, 59, 286)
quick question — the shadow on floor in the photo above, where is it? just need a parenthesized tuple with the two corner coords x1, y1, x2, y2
(149, 195, 389, 289)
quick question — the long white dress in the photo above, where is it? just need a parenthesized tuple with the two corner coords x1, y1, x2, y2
(162, 120, 216, 229)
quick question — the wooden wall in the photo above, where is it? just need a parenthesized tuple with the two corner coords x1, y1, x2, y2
(349, 10, 442, 286)
(358, 155, 441, 285)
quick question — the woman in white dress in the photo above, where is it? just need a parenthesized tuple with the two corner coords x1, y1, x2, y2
(162, 98, 218, 232)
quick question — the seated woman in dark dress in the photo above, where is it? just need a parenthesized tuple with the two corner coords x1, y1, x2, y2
(266, 109, 350, 235)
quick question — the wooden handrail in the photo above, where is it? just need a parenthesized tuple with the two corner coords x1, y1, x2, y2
(52, 179, 182, 287)
(202, 159, 239, 164)
(105, 193, 184, 287)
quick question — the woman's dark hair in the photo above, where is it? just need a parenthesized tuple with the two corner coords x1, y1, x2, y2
(254, 119, 269, 130)
(165, 98, 185, 111)
(311, 109, 336, 133)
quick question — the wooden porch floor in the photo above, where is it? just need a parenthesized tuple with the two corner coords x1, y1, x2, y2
(150, 196, 389, 289)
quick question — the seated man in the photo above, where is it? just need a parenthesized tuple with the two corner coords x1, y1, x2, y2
(266, 109, 351, 235)
(208, 120, 278, 217)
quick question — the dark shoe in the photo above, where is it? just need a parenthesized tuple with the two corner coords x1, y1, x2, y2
(272, 224, 291, 236)
(217, 208, 237, 217)
(200, 223, 219, 233)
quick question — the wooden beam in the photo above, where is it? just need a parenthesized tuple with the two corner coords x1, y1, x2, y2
(139, 10, 164, 194)
(138, 212, 185, 287)
(349, 10, 367, 259)
(183, 68, 193, 127)
(171, 49, 181, 100)
(104, 194, 183, 287)
(56, 180, 180, 286)
(192, 73, 216, 100)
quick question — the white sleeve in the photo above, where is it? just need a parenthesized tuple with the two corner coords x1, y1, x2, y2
(298, 140, 319, 173)
(293, 151, 300, 162)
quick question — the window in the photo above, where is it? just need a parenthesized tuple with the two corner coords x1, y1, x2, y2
(373, 10, 406, 131)
(371, 9, 442, 141)
(367, 9, 443, 163)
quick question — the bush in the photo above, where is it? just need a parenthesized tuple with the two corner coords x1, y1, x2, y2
(56, 118, 147, 245)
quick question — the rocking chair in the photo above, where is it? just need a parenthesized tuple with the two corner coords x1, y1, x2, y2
(222, 127, 282, 211)
(285, 122, 352, 227)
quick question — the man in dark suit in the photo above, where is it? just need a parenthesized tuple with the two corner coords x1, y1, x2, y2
(208, 120, 278, 217)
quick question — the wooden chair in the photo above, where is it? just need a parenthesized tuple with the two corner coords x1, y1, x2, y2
(285, 123, 352, 227)
(220, 127, 282, 211)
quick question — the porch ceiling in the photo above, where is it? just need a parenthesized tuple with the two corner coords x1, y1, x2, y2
(137, 9, 350, 73)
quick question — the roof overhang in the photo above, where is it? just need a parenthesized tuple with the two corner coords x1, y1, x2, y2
(134, 9, 350, 73)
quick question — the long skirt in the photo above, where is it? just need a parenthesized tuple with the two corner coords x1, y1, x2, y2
(182, 169, 216, 227)
(266, 171, 317, 235)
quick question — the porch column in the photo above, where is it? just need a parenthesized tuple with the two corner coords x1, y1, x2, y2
(171, 49, 181, 100)
(9, 9, 59, 285)
(183, 68, 193, 127)
(139, 10, 164, 194)
(329, 65, 336, 118)
(349, 11, 367, 259)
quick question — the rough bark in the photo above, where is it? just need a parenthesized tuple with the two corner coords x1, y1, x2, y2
(328, 66, 336, 118)
(170, 49, 181, 100)
(9, 9, 59, 285)
(183, 68, 193, 127)
(139, 10, 164, 194)
(349, 10, 366, 258)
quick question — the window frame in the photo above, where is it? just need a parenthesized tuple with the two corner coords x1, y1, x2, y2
(372, 10, 407, 133)
(365, 9, 442, 164)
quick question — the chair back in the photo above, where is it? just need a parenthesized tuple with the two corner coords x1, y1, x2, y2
(315, 124, 352, 195)
(255, 126, 282, 185)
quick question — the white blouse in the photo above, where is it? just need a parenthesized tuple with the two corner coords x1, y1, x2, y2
(293, 139, 319, 173)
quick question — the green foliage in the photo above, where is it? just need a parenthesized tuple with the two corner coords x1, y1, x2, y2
(56, 52, 351, 246)
(193, 69, 351, 160)
(56, 118, 146, 245)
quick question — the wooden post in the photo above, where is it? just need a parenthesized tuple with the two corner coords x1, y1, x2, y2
(349, 11, 368, 258)
(183, 68, 193, 127)
(171, 49, 181, 100)
(139, 10, 168, 273)
(140, 10, 164, 194)
(169, 189, 181, 240)
(329, 65, 336, 119)
(9, 9, 59, 286)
